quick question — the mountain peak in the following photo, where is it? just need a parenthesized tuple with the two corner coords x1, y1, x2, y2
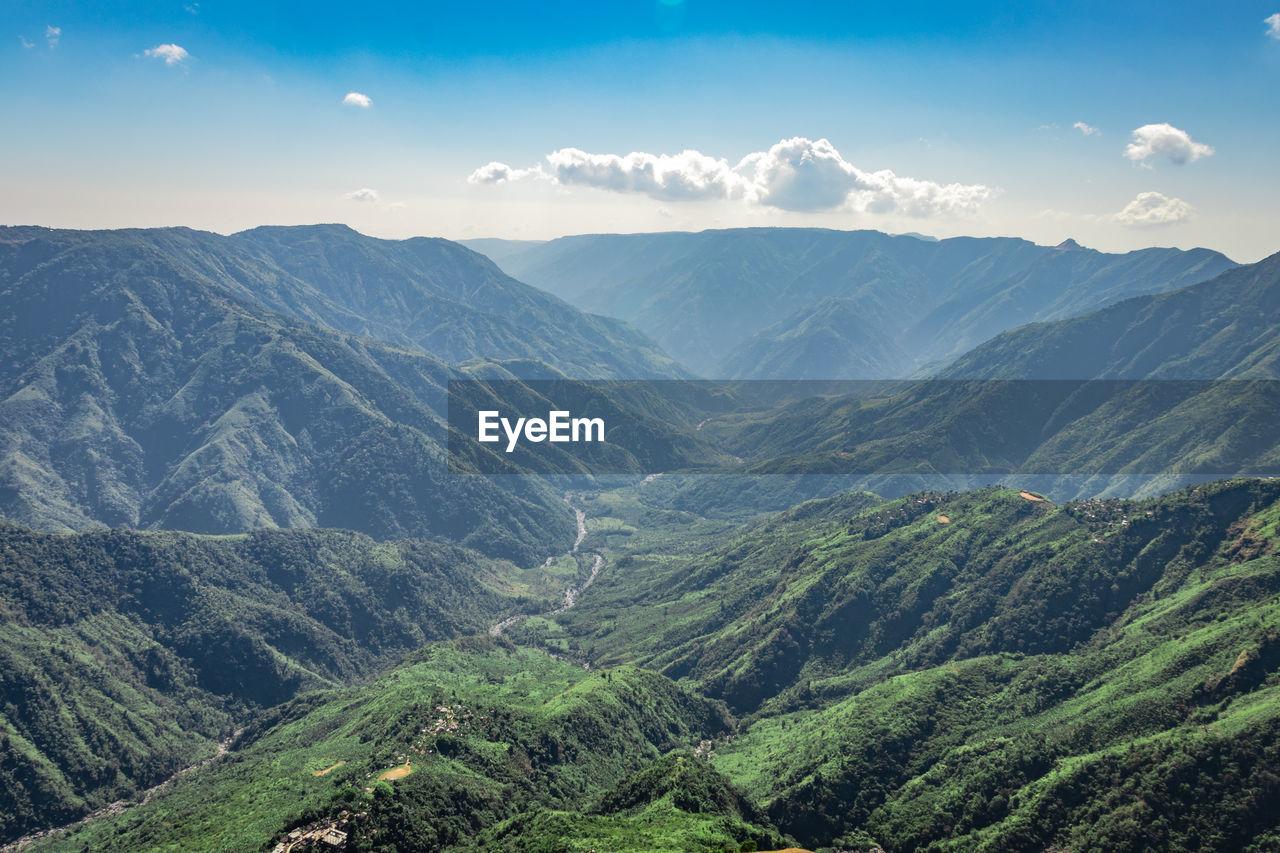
(1054, 238, 1086, 251)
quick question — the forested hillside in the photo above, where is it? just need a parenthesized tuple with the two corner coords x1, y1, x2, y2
(0, 226, 575, 561)
(23, 478, 1280, 852)
(0, 523, 545, 845)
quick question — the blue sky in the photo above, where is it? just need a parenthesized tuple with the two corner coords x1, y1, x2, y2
(3, 1, 1279, 260)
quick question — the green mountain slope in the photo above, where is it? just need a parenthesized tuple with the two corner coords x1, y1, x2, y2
(0, 226, 572, 561)
(0, 524, 538, 846)
(547, 478, 1280, 849)
(469, 228, 1233, 378)
(35, 478, 1280, 852)
(26, 640, 772, 853)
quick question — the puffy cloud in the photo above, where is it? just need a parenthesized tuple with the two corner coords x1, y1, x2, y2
(144, 43, 189, 65)
(470, 137, 993, 218)
(740, 137, 992, 214)
(1123, 123, 1213, 166)
(1267, 13, 1280, 39)
(343, 188, 380, 202)
(45, 25, 60, 48)
(343, 92, 372, 108)
(1114, 191, 1192, 227)
(1073, 121, 1100, 136)
(543, 147, 746, 202)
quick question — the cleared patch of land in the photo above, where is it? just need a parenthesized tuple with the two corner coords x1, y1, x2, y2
(311, 762, 345, 777)
(1019, 491, 1046, 502)
(376, 763, 413, 782)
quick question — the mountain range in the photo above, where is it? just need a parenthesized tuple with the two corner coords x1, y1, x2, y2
(466, 228, 1235, 378)
(0, 224, 634, 558)
(3, 220, 1280, 853)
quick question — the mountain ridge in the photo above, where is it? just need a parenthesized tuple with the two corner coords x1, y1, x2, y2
(466, 227, 1235, 379)
(0, 225, 574, 560)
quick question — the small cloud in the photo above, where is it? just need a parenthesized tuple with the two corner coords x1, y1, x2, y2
(20, 36, 35, 48)
(185, 2, 200, 13)
(1073, 121, 1100, 136)
(386, 202, 407, 211)
(467, 161, 546, 184)
(1266, 13, 1280, 39)
(657, 206, 673, 218)
(343, 92, 371, 108)
(1114, 191, 1192, 227)
(1123, 123, 1213, 166)
(145, 43, 189, 66)
(343, 188, 380, 203)
(45, 25, 60, 48)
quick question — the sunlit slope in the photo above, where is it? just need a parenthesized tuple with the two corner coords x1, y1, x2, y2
(28, 641, 775, 853)
(0, 523, 537, 846)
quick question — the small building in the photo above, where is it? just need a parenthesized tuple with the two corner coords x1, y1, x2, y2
(321, 827, 348, 848)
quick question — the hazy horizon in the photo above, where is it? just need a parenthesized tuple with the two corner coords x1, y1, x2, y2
(4, 1, 1280, 262)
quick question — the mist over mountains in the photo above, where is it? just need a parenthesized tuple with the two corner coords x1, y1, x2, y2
(467, 228, 1234, 378)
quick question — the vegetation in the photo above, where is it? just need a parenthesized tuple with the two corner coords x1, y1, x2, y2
(28, 640, 757, 852)
(0, 523, 547, 844)
(14, 477, 1280, 851)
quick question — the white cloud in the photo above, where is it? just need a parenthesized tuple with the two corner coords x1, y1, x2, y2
(467, 161, 547, 184)
(20, 36, 35, 48)
(1123, 123, 1213, 166)
(343, 92, 372, 108)
(742, 137, 992, 214)
(45, 25, 60, 48)
(1073, 121, 1100, 136)
(1266, 13, 1280, 39)
(543, 147, 747, 202)
(1114, 191, 1192, 227)
(343, 188, 380, 203)
(144, 43, 189, 65)
(470, 137, 993, 218)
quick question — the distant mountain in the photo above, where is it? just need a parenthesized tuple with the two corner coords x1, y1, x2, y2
(677, 253, 1280, 498)
(93, 224, 684, 379)
(718, 295, 915, 379)
(0, 226, 572, 561)
(470, 228, 1234, 378)
(943, 249, 1280, 380)
(458, 236, 548, 270)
